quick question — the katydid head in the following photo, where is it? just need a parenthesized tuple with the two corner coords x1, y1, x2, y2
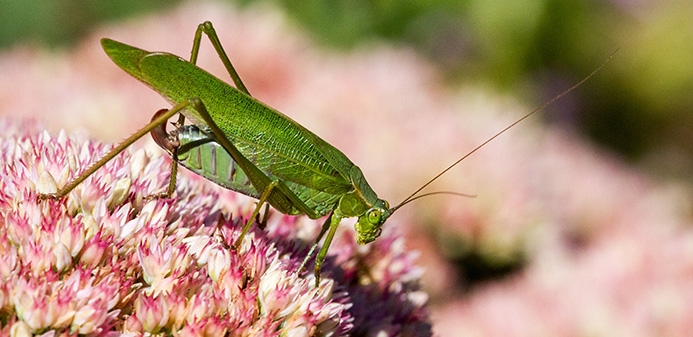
(354, 199, 391, 244)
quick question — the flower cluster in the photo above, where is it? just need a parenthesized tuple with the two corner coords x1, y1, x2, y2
(0, 120, 431, 336)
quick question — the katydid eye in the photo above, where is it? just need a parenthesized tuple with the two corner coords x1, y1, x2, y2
(368, 210, 381, 224)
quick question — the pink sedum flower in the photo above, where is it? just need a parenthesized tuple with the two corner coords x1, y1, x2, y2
(0, 119, 431, 335)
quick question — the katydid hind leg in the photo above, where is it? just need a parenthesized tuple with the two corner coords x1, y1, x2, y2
(41, 105, 184, 199)
(181, 97, 326, 250)
(159, 99, 336, 276)
(186, 98, 320, 219)
(148, 21, 252, 198)
(192, 21, 250, 96)
(152, 98, 322, 221)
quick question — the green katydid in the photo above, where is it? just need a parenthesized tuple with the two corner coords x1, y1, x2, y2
(44, 21, 614, 285)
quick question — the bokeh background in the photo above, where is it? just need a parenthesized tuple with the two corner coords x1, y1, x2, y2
(1, 0, 692, 336)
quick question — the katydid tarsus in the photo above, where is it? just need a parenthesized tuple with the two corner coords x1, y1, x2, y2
(43, 21, 614, 286)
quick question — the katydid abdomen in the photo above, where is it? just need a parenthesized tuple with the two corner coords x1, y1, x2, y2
(156, 122, 344, 218)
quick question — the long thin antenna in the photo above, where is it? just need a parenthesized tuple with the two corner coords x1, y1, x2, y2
(390, 49, 619, 213)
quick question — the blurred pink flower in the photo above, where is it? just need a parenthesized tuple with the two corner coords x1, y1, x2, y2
(0, 120, 431, 335)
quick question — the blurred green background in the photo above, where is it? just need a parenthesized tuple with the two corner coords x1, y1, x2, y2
(1, 0, 691, 180)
